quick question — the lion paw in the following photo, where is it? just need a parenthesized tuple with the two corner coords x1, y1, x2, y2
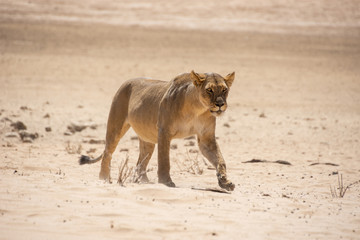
(159, 177, 176, 188)
(217, 174, 235, 191)
(137, 174, 150, 184)
(99, 171, 111, 183)
(219, 180, 235, 191)
(164, 181, 176, 188)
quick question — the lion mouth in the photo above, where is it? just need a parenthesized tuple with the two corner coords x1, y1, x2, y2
(210, 109, 224, 116)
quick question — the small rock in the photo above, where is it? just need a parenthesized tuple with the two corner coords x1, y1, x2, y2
(22, 138, 33, 143)
(130, 136, 139, 141)
(11, 121, 27, 131)
(43, 113, 50, 118)
(64, 131, 73, 136)
(67, 123, 87, 133)
(184, 136, 196, 140)
(304, 118, 315, 121)
(45, 127, 52, 132)
(5, 132, 18, 138)
(259, 112, 266, 118)
(1, 117, 12, 123)
(88, 139, 105, 144)
(20, 106, 29, 111)
(223, 123, 230, 128)
(4, 142, 15, 147)
(120, 148, 129, 152)
(19, 131, 39, 142)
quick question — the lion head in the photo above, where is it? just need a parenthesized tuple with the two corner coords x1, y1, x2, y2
(190, 70, 235, 117)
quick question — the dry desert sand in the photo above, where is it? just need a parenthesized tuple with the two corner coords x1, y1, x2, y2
(1, 0, 360, 239)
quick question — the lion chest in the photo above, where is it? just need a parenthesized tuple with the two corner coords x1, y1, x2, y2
(170, 115, 203, 139)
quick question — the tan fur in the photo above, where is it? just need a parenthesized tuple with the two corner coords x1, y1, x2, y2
(80, 71, 235, 191)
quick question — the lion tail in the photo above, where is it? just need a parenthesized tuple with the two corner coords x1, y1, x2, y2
(79, 153, 103, 165)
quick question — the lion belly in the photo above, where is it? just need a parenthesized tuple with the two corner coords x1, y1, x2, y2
(126, 78, 169, 144)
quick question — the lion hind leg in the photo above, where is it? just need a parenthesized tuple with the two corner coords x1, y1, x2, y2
(135, 139, 155, 183)
(99, 122, 130, 183)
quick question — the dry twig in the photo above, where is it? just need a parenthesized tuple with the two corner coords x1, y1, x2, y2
(330, 174, 359, 198)
(175, 150, 203, 175)
(65, 141, 82, 154)
(117, 154, 150, 186)
(131, 153, 149, 183)
(186, 151, 203, 175)
(117, 155, 133, 186)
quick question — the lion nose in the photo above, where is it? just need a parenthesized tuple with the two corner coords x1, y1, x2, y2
(215, 97, 225, 107)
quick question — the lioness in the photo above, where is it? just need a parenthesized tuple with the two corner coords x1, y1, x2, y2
(80, 71, 235, 191)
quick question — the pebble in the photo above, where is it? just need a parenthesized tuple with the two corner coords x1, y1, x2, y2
(19, 131, 39, 143)
(5, 132, 18, 138)
(67, 123, 87, 133)
(11, 121, 27, 131)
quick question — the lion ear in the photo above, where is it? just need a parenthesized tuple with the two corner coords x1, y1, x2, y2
(224, 72, 235, 87)
(190, 70, 205, 86)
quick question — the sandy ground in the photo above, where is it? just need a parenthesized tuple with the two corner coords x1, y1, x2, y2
(1, 1, 360, 239)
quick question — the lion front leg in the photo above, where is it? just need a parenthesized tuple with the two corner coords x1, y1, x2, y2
(216, 166, 235, 191)
(157, 128, 176, 188)
(198, 135, 235, 191)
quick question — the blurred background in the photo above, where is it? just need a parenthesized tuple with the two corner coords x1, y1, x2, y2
(1, 0, 360, 34)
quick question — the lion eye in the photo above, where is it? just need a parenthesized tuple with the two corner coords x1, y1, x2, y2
(206, 88, 213, 94)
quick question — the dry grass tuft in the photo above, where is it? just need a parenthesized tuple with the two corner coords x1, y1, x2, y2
(117, 155, 133, 186)
(117, 154, 149, 186)
(65, 141, 82, 154)
(330, 174, 348, 198)
(330, 174, 360, 198)
(175, 150, 203, 175)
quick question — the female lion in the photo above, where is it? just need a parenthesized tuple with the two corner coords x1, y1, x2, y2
(80, 71, 235, 191)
